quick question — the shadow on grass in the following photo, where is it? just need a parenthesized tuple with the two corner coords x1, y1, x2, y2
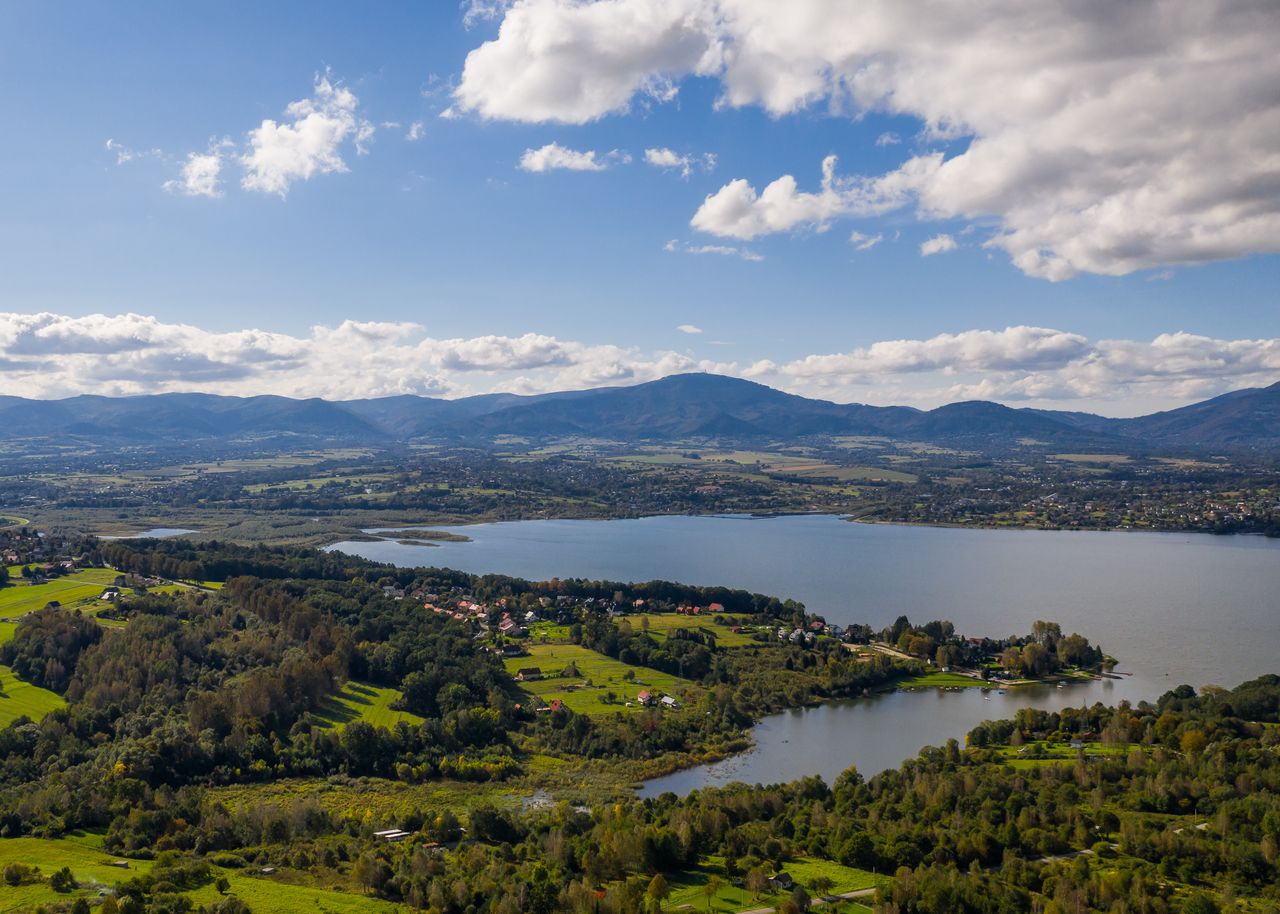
(312, 683, 378, 727)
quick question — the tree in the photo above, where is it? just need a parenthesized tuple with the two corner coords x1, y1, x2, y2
(647, 873, 669, 912)
(50, 866, 76, 892)
(703, 875, 723, 913)
(810, 875, 834, 898)
(215, 875, 230, 894)
(746, 869, 769, 900)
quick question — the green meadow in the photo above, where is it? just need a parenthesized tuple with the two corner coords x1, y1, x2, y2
(0, 663, 65, 727)
(624, 612, 759, 647)
(0, 568, 120, 620)
(504, 642, 695, 716)
(0, 836, 405, 914)
(663, 854, 885, 913)
(313, 681, 424, 730)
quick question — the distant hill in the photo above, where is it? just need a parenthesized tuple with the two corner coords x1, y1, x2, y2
(1, 373, 1277, 454)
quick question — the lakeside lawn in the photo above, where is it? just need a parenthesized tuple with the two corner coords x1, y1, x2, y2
(898, 671, 986, 688)
(313, 681, 424, 730)
(504, 642, 695, 716)
(0, 663, 66, 727)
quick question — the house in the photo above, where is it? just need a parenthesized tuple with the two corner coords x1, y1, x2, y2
(707, 602, 724, 612)
(660, 695, 680, 710)
(636, 690, 654, 706)
(524, 610, 539, 623)
(100, 590, 119, 602)
(768, 872, 794, 890)
(373, 828, 412, 842)
(515, 667, 543, 682)
(548, 699, 565, 712)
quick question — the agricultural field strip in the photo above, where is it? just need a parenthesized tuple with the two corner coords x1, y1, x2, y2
(503, 642, 694, 714)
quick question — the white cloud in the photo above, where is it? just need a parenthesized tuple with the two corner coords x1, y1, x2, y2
(406, 121, 426, 141)
(462, 0, 515, 28)
(453, 0, 710, 123)
(690, 154, 925, 240)
(456, 0, 1280, 279)
(519, 142, 611, 172)
(0, 312, 734, 400)
(644, 147, 715, 178)
(0, 313, 1276, 412)
(240, 75, 374, 197)
(920, 234, 957, 256)
(164, 151, 223, 198)
(665, 239, 763, 261)
(875, 132, 901, 147)
(105, 138, 161, 165)
(746, 326, 1280, 411)
(849, 231, 883, 251)
(677, 324, 703, 334)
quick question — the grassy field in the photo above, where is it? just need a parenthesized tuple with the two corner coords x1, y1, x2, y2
(503, 643, 695, 716)
(624, 612, 759, 647)
(0, 835, 153, 913)
(0, 621, 15, 646)
(995, 740, 1142, 769)
(664, 855, 885, 913)
(313, 681, 424, 730)
(0, 836, 405, 914)
(0, 663, 66, 726)
(899, 671, 985, 688)
(0, 568, 120, 620)
(186, 872, 407, 914)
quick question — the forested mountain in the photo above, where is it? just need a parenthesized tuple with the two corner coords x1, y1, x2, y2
(2, 374, 1278, 452)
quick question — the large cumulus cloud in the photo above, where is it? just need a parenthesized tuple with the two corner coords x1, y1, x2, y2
(455, 0, 1280, 279)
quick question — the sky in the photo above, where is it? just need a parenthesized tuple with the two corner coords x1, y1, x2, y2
(1, 0, 1277, 415)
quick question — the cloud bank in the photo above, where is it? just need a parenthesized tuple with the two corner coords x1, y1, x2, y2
(454, 0, 1280, 279)
(1, 314, 1276, 413)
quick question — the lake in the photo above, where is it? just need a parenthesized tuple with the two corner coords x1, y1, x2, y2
(100, 527, 197, 539)
(330, 514, 1280, 790)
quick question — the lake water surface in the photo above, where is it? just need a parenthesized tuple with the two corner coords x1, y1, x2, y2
(330, 515, 1280, 790)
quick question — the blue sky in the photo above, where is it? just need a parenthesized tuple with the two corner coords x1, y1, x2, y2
(1, 1, 1277, 413)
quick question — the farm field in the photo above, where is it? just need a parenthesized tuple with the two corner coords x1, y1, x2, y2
(625, 612, 759, 647)
(186, 872, 407, 914)
(664, 854, 884, 913)
(0, 568, 119, 620)
(313, 681, 424, 730)
(0, 836, 405, 914)
(0, 835, 153, 912)
(504, 642, 695, 716)
(0, 663, 66, 726)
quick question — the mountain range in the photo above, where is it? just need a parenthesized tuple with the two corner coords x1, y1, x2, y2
(2, 374, 1278, 454)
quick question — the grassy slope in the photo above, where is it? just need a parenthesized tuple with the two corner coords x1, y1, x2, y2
(664, 855, 885, 912)
(625, 612, 759, 647)
(313, 681, 424, 730)
(0, 664, 65, 727)
(0, 568, 120, 620)
(0, 836, 403, 914)
(503, 642, 695, 716)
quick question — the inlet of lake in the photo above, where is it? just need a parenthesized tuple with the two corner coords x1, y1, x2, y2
(329, 515, 1280, 795)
